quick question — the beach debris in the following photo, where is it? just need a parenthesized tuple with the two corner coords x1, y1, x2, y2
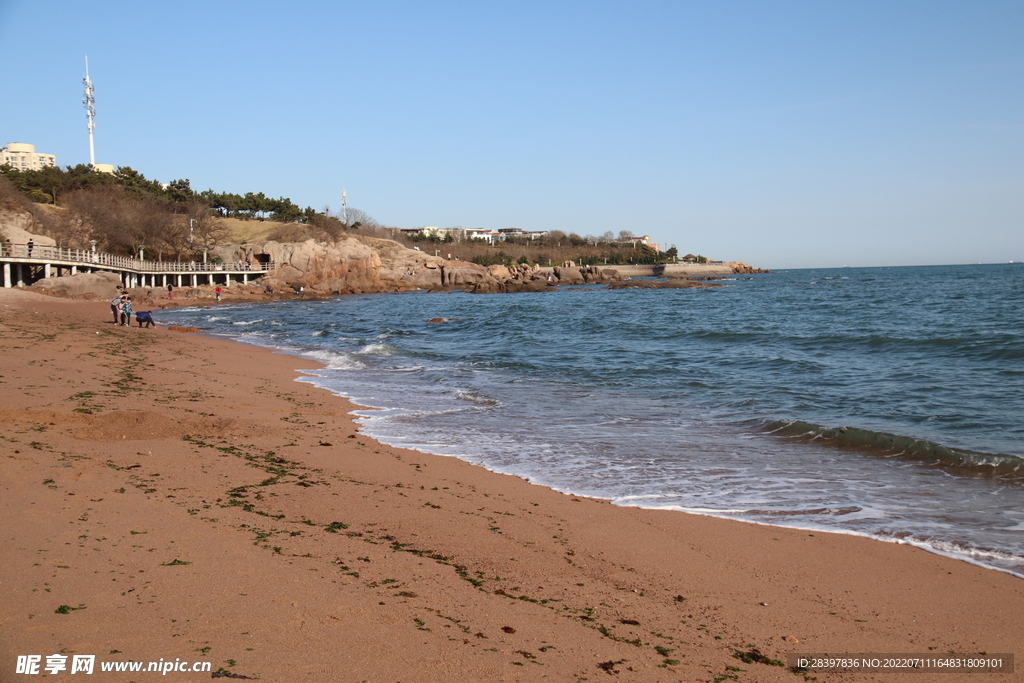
(501, 626, 516, 633)
(318, 441, 333, 446)
(597, 659, 625, 674)
(619, 618, 641, 625)
(732, 647, 785, 667)
(54, 604, 86, 614)
(674, 595, 686, 602)
(759, 601, 769, 606)
(782, 635, 800, 643)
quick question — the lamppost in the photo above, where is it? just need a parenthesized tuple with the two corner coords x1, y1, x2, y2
(138, 245, 145, 261)
(189, 219, 196, 248)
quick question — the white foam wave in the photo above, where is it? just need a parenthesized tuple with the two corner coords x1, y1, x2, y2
(453, 389, 498, 406)
(359, 342, 400, 356)
(303, 349, 366, 370)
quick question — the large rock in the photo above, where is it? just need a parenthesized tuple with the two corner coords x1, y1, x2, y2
(0, 221, 57, 247)
(582, 267, 621, 283)
(552, 266, 585, 284)
(441, 260, 494, 286)
(215, 237, 381, 290)
(30, 271, 122, 299)
(729, 261, 767, 274)
(487, 264, 512, 280)
(213, 234, 497, 293)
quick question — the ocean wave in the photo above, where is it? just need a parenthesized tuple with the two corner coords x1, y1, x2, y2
(874, 532, 1024, 572)
(303, 349, 366, 370)
(358, 342, 402, 356)
(763, 419, 1024, 480)
(452, 389, 499, 406)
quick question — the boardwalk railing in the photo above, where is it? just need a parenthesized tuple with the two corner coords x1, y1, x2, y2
(1, 242, 275, 288)
(0, 243, 270, 273)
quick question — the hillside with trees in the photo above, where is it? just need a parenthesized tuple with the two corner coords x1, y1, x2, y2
(2, 164, 698, 267)
(0, 164, 323, 260)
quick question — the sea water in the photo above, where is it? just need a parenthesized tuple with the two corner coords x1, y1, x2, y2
(161, 263, 1024, 577)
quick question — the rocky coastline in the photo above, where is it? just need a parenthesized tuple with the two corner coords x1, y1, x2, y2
(18, 229, 767, 301)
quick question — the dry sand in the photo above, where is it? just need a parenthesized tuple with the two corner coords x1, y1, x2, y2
(1, 289, 1021, 683)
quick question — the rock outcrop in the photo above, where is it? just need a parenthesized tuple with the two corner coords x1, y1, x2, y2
(213, 235, 500, 294)
(1, 221, 57, 248)
(31, 271, 122, 299)
(729, 261, 768, 274)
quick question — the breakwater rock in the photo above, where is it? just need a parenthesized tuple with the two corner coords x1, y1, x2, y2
(606, 279, 723, 290)
(465, 265, 622, 293)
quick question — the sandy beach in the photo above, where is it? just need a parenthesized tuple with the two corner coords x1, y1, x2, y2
(1, 289, 1021, 683)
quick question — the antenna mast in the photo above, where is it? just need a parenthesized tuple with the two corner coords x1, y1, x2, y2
(341, 190, 348, 225)
(82, 56, 96, 167)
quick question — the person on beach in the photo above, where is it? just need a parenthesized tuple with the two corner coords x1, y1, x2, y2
(167, 283, 174, 299)
(120, 295, 133, 326)
(110, 293, 122, 324)
(215, 286, 222, 302)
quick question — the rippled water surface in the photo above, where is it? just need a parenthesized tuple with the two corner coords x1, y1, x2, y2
(162, 264, 1024, 577)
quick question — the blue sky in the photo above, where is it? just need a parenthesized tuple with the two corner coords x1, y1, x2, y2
(2, 1, 1021, 268)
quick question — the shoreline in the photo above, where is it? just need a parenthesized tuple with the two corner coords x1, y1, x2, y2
(296, 371, 1024, 583)
(2, 289, 1022, 682)
(168, 294, 1024, 582)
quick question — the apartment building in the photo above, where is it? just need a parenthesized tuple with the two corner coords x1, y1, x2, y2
(1, 143, 57, 171)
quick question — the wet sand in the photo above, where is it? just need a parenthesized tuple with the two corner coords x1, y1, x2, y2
(1, 289, 1021, 682)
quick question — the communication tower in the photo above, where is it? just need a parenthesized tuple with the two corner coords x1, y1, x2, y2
(82, 56, 96, 167)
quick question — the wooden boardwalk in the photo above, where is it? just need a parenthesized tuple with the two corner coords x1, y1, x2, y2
(1, 243, 274, 289)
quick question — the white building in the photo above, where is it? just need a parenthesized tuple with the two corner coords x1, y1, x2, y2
(616, 234, 661, 252)
(1, 143, 57, 171)
(465, 228, 498, 244)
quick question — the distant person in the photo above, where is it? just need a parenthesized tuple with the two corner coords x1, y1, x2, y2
(26, 239, 34, 257)
(215, 286, 222, 302)
(167, 283, 174, 299)
(299, 286, 305, 298)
